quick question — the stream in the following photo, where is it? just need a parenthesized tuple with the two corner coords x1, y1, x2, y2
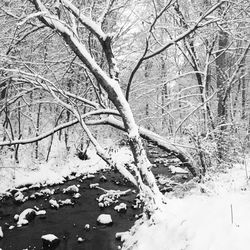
(0, 147, 190, 250)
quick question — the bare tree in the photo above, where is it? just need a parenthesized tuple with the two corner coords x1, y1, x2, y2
(1, 0, 246, 214)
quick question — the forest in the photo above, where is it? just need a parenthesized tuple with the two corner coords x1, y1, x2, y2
(0, 0, 250, 249)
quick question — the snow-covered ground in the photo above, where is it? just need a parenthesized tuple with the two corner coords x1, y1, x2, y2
(0, 146, 133, 195)
(1, 145, 250, 250)
(122, 160, 250, 250)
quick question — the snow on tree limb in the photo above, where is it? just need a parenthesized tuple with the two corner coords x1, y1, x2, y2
(0, 110, 119, 146)
(126, 0, 227, 101)
(25, 0, 168, 213)
(86, 116, 199, 177)
(0, 68, 99, 109)
(60, 0, 119, 79)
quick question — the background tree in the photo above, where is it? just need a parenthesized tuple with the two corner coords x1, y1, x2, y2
(0, 0, 249, 214)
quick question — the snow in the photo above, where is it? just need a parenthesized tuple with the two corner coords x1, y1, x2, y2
(41, 234, 58, 242)
(82, 173, 95, 180)
(89, 183, 99, 189)
(73, 193, 81, 199)
(36, 210, 46, 215)
(114, 203, 127, 212)
(0, 226, 3, 238)
(2, 145, 250, 250)
(59, 198, 74, 206)
(77, 237, 84, 242)
(100, 175, 107, 181)
(14, 191, 27, 203)
(49, 199, 60, 209)
(0, 147, 109, 195)
(17, 208, 36, 227)
(40, 188, 55, 195)
(97, 214, 112, 225)
(14, 214, 19, 221)
(169, 165, 188, 174)
(116, 232, 130, 241)
(122, 160, 250, 250)
(63, 185, 79, 194)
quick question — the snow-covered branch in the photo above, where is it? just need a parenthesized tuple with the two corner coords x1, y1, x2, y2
(60, 0, 119, 79)
(86, 116, 199, 177)
(0, 109, 119, 146)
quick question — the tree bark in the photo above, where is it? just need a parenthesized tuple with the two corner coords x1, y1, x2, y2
(28, 0, 165, 214)
(87, 116, 200, 177)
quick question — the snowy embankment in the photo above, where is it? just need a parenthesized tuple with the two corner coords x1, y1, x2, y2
(2, 145, 250, 250)
(0, 147, 133, 195)
(122, 160, 250, 250)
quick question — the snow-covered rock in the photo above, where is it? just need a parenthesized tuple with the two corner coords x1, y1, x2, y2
(63, 185, 79, 194)
(82, 173, 95, 180)
(59, 199, 74, 206)
(77, 237, 84, 242)
(17, 208, 36, 227)
(14, 214, 19, 221)
(41, 234, 60, 248)
(115, 232, 129, 241)
(30, 192, 43, 199)
(36, 210, 46, 216)
(100, 175, 107, 182)
(73, 193, 81, 199)
(40, 188, 55, 195)
(97, 214, 112, 225)
(114, 203, 127, 213)
(89, 183, 99, 189)
(0, 226, 3, 238)
(97, 189, 128, 208)
(14, 191, 27, 203)
(98, 202, 105, 208)
(132, 198, 142, 209)
(49, 199, 60, 209)
(169, 165, 188, 174)
(9, 225, 15, 230)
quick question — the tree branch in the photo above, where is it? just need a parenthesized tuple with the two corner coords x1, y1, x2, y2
(0, 109, 120, 146)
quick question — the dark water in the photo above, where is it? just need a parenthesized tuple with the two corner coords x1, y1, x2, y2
(0, 147, 189, 250)
(0, 170, 141, 250)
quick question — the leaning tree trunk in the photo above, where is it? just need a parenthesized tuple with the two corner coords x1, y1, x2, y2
(90, 116, 200, 177)
(29, 0, 166, 214)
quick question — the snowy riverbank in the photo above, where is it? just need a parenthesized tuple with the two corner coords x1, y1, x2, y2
(122, 160, 250, 250)
(1, 148, 250, 250)
(0, 147, 133, 195)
